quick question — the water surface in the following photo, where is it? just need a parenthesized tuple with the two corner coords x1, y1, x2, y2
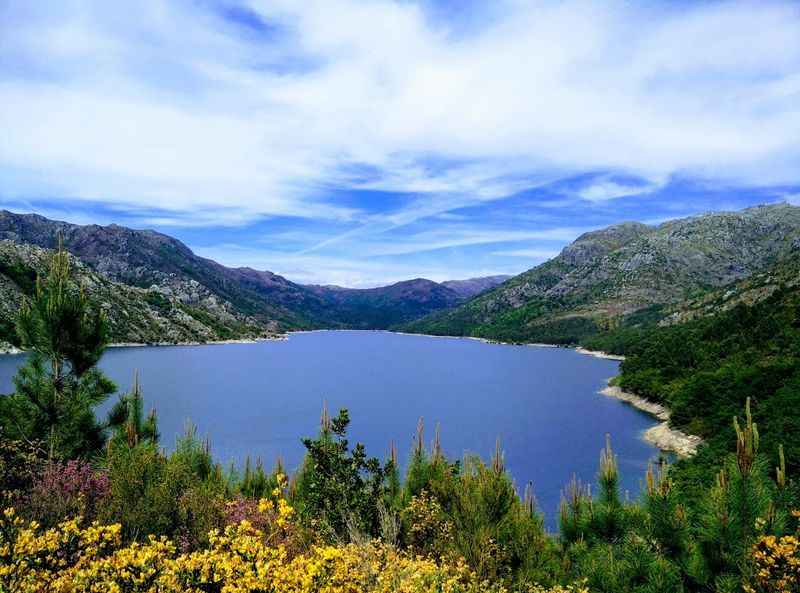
(0, 330, 662, 525)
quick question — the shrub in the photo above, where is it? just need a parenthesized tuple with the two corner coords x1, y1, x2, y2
(0, 504, 515, 593)
(26, 459, 109, 526)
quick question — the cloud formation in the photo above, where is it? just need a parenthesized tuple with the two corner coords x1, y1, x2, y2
(1, 0, 799, 284)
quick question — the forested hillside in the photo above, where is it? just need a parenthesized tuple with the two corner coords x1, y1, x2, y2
(0, 240, 266, 345)
(405, 204, 800, 345)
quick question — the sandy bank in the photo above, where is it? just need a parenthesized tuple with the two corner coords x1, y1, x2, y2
(600, 382, 702, 457)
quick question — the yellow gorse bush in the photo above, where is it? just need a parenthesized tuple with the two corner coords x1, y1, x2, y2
(0, 476, 585, 593)
(0, 505, 586, 593)
(747, 533, 800, 593)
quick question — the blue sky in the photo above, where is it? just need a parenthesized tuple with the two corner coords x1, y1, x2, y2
(1, 1, 799, 286)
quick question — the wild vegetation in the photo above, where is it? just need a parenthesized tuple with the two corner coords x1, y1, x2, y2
(1, 247, 799, 592)
(582, 272, 800, 502)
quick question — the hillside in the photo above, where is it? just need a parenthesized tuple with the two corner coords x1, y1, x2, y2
(306, 278, 463, 329)
(0, 211, 331, 331)
(0, 211, 509, 339)
(440, 275, 511, 298)
(405, 203, 800, 344)
(0, 241, 267, 346)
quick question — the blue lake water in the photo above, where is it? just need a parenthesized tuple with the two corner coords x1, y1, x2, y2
(0, 330, 663, 527)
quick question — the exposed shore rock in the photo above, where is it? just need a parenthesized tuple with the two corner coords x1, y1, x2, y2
(0, 342, 21, 355)
(575, 347, 626, 361)
(600, 382, 702, 457)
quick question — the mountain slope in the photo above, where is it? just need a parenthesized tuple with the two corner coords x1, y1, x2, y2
(0, 211, 332, 331)
(405, 204, 800, 344)
(0, 211, 499, 337)
(440, 275, 511, 298)
(0, 241, 267, 347)
(609, 251, 800, 478)
(306, 279, 463, 329)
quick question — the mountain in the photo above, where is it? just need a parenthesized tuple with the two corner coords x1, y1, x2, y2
(440, 275, 511, 298)
(404, 203, 800, 344)
(0, 241, 266, 346)
(0, 211, 337, 331)
(306, 279, 463, 329)
(0, 211, 497, 340)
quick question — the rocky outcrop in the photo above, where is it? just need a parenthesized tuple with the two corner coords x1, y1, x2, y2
(600, 383, 702, 457)
(407, 203, 800, 342)
(0, 241, 269, 345)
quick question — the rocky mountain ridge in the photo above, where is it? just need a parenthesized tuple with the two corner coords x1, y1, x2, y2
(404, 203, 800, 344)
(0, 210, 509, 341)
(0, 240, 267, 346)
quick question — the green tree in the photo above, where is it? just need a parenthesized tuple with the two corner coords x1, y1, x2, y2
(294, 406, 390, 540)
(0, 243, 115, 459)
(106, 371, 159, 448)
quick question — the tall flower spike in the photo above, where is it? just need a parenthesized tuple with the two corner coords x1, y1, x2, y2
(716, 468, 728, 491)
(776, 444, 786, 490)
(432, 422, 442, 461)
(734, 398, 759, 475)
(414, 417, 425, 457)
(523, 482, 537, 516)
(320, 400, 331, 433)
(646, 459, 671, 497)
(491, 437, 504, 474)
(599, 434, 618, 484)
(645, 462, 655, 496)
(389, 440, 398, 467)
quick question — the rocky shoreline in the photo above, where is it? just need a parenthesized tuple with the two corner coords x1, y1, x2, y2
(600, 382, 702, 457)
(0, 336, 286, 355)
(574, 346, 626, 361)
(0, 342, 22, 355)
(107, 335, 286, 349)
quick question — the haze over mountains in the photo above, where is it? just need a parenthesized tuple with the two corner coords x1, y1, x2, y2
(0, 204, 798, 347)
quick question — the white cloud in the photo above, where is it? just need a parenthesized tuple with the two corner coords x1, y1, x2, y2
(1, 0, 800, 288)
(491, 248, 560, 260)
(577, 178, 665, 202)
(0, 0, 798, 228)
(360, 227, 582, 257)
(194, 243, 515, 288)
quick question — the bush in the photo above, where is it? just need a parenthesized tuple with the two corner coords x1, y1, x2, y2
(0, 503, 517, 593)
(26, 459, 109, 526)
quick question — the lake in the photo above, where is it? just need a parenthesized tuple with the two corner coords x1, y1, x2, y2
(0, 330, 663, 526)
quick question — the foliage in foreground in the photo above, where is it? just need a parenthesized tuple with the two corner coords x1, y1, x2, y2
(0, 493, 589, 593)
(3, 245, 800, 593)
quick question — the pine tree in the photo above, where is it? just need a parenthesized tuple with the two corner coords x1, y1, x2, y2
(0, 242, 115, 459)
(106, 370, 159, 449)
(696, 399, 774, 589)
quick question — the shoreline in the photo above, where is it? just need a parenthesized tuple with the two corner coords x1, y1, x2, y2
(0, 328, 621, 358)
(0, 343, 22, 355)
(574, 346, 625, 361)
(107, 335, 286, 349)
(600, 381, 702, 457)
(1, 328, 701, 455)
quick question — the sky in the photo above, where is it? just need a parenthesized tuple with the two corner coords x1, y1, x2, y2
(1, 1, 799, 287)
